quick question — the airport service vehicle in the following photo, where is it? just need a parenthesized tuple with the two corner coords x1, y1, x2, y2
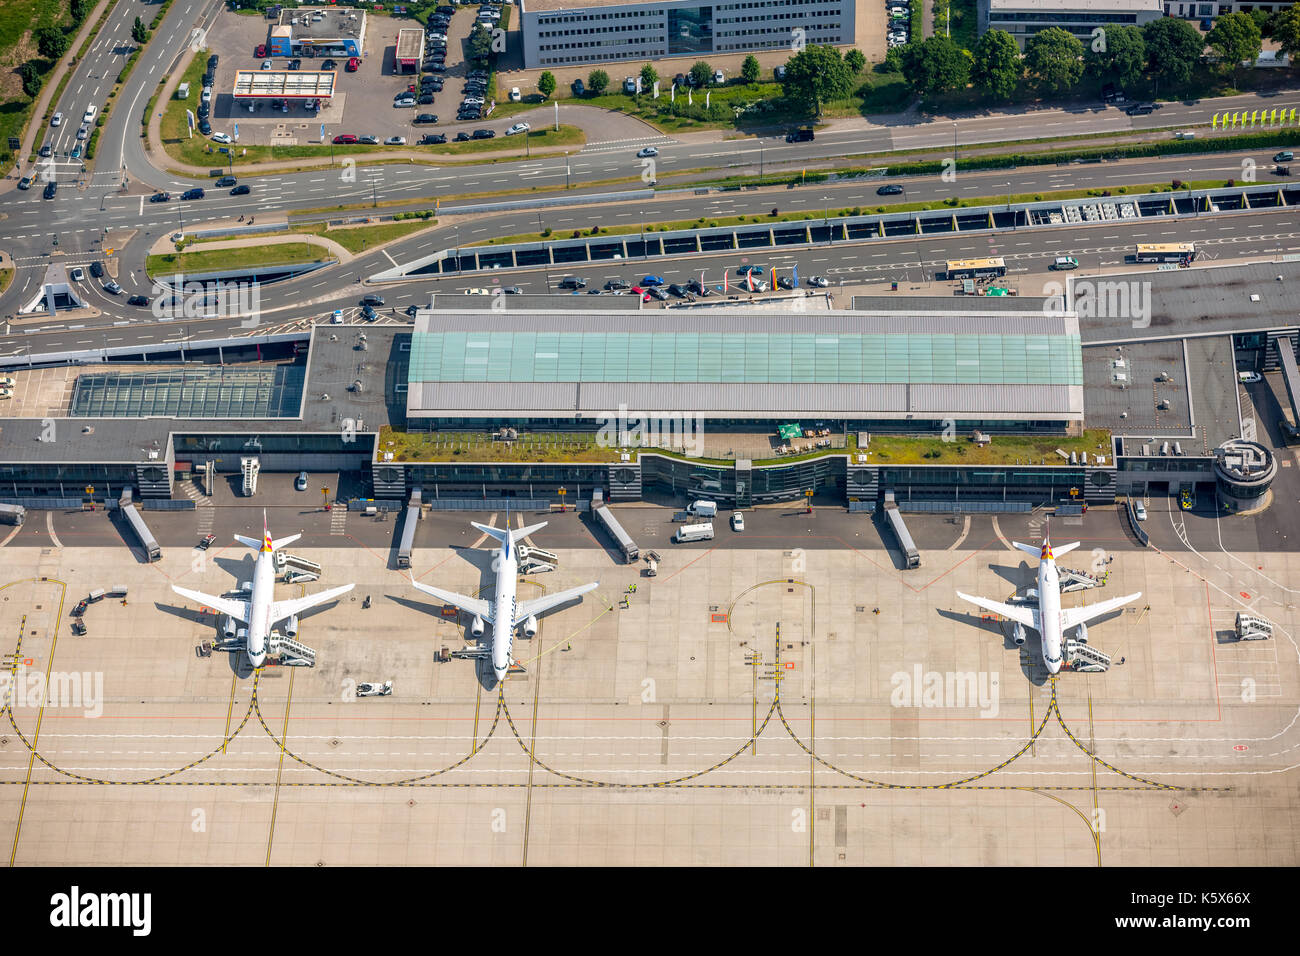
(1239, 371, 1262, 384)
(675, 523, 714, 543)
(198, 533, 217, 550)
(407, 513, 598, 683)
(956, 524, 1141, 674)
(171, 513, 354, 668)
(687, 500, 718, 519)
(356, 681, 392, 697)
(730, 512, 745, 532)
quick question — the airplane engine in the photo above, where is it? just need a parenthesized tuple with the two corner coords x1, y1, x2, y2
(1012, 622, 1027, 647)
(1025, 588, 1039, 601)
(222, 615, 237, 639)
(240, 581, 253, 593)
(1075, 622, 1088, 645)
(470, 615, 485, 637)
(236, 627, 249, 645)
(522, 614, 538, 639)
(285, 614, 299, 638)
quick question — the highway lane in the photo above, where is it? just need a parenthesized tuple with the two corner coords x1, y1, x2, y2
(5, 206, 1298, 357)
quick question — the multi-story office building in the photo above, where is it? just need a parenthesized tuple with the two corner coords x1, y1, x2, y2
(519, 0, 857, 70)
(978, 0, 1163, 48)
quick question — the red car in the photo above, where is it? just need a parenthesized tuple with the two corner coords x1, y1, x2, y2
(345, 57, 361, 72)
(333, 133, 358, 144)
(255, 44, 266, 58)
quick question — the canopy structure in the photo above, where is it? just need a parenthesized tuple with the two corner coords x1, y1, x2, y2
(778, 423, 803, 441)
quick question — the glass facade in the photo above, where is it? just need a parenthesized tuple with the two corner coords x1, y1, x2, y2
(409, 331, 1083, 386)
(71, 365, 305, 419)
(667, 5, 712, 53)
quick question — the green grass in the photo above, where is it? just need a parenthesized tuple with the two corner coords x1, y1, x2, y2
(185, 217, 437, 255)
(949, 0, 978, 50)
(862, 429, 1112, 466)
(146, 241, 335, 278)
(0, 0, 75, 171)
(0, 267, 13, 295)
(379, 427, 623, 464)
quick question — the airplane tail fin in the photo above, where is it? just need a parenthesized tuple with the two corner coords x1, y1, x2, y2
(471, 522, 510, 547)
(471, 518, 549, 558)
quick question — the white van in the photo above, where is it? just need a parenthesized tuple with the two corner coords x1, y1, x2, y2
(675, 522, 714, 543)
(687, 499, 717, 518)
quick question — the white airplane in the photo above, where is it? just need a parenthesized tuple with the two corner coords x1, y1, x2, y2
(956, 526, 1140, 674)
(171, 514, 354, 668)
(409, 516, 598, 684)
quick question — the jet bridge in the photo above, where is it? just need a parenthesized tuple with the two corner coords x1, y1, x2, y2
(397, 487, 422, 569)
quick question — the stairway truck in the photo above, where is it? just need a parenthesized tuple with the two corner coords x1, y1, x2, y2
(595, 505, 639, 562)
(675, 522, 714, 543)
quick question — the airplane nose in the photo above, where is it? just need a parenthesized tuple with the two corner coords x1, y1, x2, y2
(494, 667, 507, 683)
(249, 653, 266, 668)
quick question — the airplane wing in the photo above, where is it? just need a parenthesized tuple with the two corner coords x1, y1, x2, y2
(408, 576, 493, 623)
(172, 585, 249, 623)
(955, 591, 1037, 630)
(268, 583, 355, 624)
(513, 582, 600, 627)
(1059, 592, 1141, 632)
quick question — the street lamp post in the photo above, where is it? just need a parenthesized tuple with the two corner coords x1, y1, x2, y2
(823, 197, 830, 244)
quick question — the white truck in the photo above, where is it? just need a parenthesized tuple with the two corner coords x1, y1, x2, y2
(675, 522, 714, 543)
(687, 499, 717, 518)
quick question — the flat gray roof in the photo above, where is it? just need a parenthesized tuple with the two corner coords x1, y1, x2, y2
(988, 0, 1160, 11)
(1082, 339, 1191, 436)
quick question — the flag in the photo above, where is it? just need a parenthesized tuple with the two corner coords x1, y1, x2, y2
(321, 124, 325, 140)
(792, 263, 799, 288)
(233, 123, 239, 140)
(770, 266, 776, 289)
(723, 271, 728, 293)
(746, 271, 754, 292)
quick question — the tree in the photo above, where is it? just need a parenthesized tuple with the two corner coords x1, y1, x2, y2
(741, 54, 760, 84)
(1248, 8, 1272, 38)
(881, 46, 905, 73)
(538, 70, 556, 99)
(70, 0, 88, 23)
(468, 22, 492, 62)
(971, 29, 1021, 100)
(845, 48, 866, 74)
(1023, 27, 1085, 94)
(1084, 23, 1145, 91)
(640, 63, 658, 91)
(780, 44, 854, 116)
(19, 61, 43, 98)
(587, 69, 609, 95)
(1142, 16, 1204, 89)
(36, 26, 69, 59)
(1274, 3, 1300, 58)
(131, 16, 148, 44)
(1207, 12, 1262, 83)
(900, 35, 970, 96)
(689, 60, 713, 89)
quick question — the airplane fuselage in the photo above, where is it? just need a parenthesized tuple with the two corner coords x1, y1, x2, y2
(490, 546, 518, 683)
(1037, 558, 1063, 673)
(245, 548, 278, 667)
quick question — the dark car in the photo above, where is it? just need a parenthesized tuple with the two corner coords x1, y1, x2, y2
(197, 533, 217, 551)
(230, 184, 250, 196)
(127, 294, 149, 307)
(415, 113, 438, 123)
(501, 286, 523, 295)
(405, 304, 420, 316)
(215, 175, 237, 187)
(786, 126, 814, 143)
(360, 293, 385, 306)
(419, 94, 435, 106)
(647, 287, 668, 300)
(89, 261, 105, 278)
(1125, 102, 1155, 115)
(361, 304, 377, 320)
(472, 128, 495, 139)
(197, 104, 209, 119)
(150, 191, 170, 202)
(43, 181, 57, 199)
(288, 58, 302, 70)
(322, 59, 337, 70)
(674, 73, 685, 88)
(571, 78, 585, 96)
(558, 276, 587, 289)
(198, 119, 211, 135)
(419, 133, 447, 144)
(667, 283, 686, 298)
(455, 131, 471, 141)
(735, 265, 765, 275)
(605, 279, 630, 291)
(777, 276, 795, 290)
(876, 183, 904, 195)
(182, 187, 205, 200)
(686, 278, 711, 296)
(427, 63, 446, 73)
(208, 53, 219, 68)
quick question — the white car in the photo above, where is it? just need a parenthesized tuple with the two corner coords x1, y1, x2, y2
(464, 288, 491, 295)
(505, 122, 530, 135)
(102, 280, 122, 295)
(1238, 371, 1262, 384)
(636, 146, 658, 158)
(83, 105, 97, 123)
(210, 131, 233, 144)
(76, 124, 89, 140)
(70, 267, 85, 281)
(295, 471, 308, 491)
(355, 681, 392, 697)
(385, 135, 407, 146)
(51, 112, 63, 127)
(730, 512, 745, 532)
(806, 275, 830, 287)
(261, 60, 272, 69)
(1133, 501, 1147, 521)
(331, 309, 344, 323)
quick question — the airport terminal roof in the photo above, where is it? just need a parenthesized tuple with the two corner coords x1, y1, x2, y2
(987, 0, 1160, 10)
(406, 310, 1085, 421)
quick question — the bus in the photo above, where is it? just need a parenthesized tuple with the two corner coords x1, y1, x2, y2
(1135, 243, 1195, 263)
(945, 257, 1006, 279)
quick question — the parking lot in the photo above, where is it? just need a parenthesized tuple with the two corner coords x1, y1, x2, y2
(198, 5, 495, 148)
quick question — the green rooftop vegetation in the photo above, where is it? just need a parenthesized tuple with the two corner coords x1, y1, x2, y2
(377, 427, 1112, 468)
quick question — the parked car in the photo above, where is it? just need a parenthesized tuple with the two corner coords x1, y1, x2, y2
(414, 113, 438, 124)
(571, 78, 585, 95)
(667, 283, 686, 297)
(806, 275, 829, 287)
(322, 59, 337, 69)
(647, 287, 668, 300)
(713, 70, 725, 85)
(686, 278, 711, 296)
(777, 277, 794, 290)
(419, 133, 447, 144)
(295, 472, 309, 492)
(261, 59, 272, 70)
(255, 44, 267, 57)
(288, 58, 302, 70)
(358, 135, 379, 144)
(472, 128, 495, 139)
(505, 122, 529, 135)
(730, 512, 745, 532)
(333, 133, 358, 144)
(418, 94, 435, 105)
(385, 135, 408, 145)
(198, 119, 212, 135)
(346, 57, 361, 71)
(455, 131, 471, 142)
(210, 131, 233, 144)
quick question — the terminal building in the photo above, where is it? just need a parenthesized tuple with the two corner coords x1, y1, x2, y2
(1, 262, 1297, 517)
(518, 0, 857, 69)
(977, 0, 1162, 48)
